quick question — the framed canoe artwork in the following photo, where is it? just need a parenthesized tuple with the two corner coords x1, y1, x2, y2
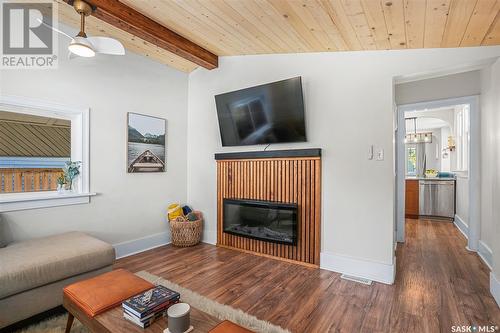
(127, 112, 166, 173)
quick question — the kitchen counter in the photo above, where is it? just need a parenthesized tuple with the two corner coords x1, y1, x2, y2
(405, 177, 456, 220)
(406, 177, 455, 181)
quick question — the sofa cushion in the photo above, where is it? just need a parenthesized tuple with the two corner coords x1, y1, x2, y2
(0, 231, 115, 299)
(0, 218, 8, 248)
(0, 232, 7, 248)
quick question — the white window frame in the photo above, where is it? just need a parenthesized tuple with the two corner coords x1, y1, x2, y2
(454, 105, 470, 173)
(406, 145, 417, 176)
(0, 95, 95, 212)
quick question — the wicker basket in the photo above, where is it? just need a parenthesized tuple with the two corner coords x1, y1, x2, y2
(169, 211, 203, 247)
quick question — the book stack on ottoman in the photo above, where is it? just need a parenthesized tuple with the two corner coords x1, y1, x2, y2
(122, 286, 180, 328)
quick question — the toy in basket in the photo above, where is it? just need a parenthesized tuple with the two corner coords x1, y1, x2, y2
(168, 206, 203, 247)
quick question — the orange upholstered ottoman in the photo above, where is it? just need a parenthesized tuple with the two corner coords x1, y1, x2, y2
(63, 269, 154, 332)
(209, 320, 255, 333)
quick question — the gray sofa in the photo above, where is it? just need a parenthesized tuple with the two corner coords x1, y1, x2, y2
(0, 231, 115, 328)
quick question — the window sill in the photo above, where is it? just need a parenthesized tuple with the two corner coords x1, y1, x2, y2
(452, 170, 469, 179)
(0, 191, 97, 212)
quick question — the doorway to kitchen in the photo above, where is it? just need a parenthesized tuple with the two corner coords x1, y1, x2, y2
(395, 96, 479, 251)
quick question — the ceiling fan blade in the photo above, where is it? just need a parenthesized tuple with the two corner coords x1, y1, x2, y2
(87, 37, 125, 55)
(36, 18, 73, 40)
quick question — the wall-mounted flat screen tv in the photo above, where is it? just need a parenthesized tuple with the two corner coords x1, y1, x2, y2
(215, 77, 306, 146)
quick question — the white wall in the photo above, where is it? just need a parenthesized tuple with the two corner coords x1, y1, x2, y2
(481, 61, 500, 268)
(456, 176, 469, 227)
(493, 62, 500, 305)
(187, 46, 500, 280)
(480, 59, 500, 305)
(451, 105, 470, 233)
(441, 126, 452, 172)
(480, 66, 496, 253)
(405, 109, 455, 129)
(0, 25, 189, 253)
(395, 70, 481, 105)
(424, 130, 441, 171)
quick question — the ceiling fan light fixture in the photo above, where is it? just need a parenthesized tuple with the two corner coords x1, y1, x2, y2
(68, 37, 95, 57)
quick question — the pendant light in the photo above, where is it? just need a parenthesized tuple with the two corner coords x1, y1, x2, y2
(404, 117, 432, 144)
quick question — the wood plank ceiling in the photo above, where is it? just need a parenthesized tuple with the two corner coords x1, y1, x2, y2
(56, 0, 500, 73)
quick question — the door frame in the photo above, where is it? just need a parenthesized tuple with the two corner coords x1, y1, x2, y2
(395, 95, 480, 251)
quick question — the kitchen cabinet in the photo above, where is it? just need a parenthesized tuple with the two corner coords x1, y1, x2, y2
(405, 179, 419, 218)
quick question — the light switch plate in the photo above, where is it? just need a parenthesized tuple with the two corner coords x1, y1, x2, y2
(376, 149, 384, 161)
(368, 145, 374, 160)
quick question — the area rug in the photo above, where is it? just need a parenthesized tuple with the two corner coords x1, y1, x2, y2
(14, 315, 88, 333)
(13, 271, 290, 333)
(137, 271, 291, 333)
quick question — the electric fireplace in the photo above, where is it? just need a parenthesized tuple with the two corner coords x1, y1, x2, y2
(223, 198, 298, 245)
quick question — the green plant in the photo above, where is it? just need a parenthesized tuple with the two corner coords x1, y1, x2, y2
(56, 174, 66, 186)
(63, 161, 81, 190)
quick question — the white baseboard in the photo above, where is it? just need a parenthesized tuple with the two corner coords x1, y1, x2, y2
(478, 240, 493, 270)
(202, 229, 216, 245)
(114, 231, 170, 259)
(490, 272, 500, 308)
(454, 214, 468, 239)
(320, 251, 396, 285)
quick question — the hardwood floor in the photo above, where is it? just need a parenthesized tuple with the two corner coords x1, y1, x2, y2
(115, 219, 500, 332)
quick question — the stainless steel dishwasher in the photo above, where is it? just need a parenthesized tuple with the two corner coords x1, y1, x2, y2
(419, 180, 455, 219)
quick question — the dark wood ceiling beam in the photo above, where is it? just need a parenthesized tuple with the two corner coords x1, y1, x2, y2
(64, 0, 218, 69)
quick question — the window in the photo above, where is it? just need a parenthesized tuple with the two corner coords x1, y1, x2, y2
(0, 96, 93, 212)
(455, 105, 469, 172)
(0, 112, 71, 193)
(406, 146, 417, 176)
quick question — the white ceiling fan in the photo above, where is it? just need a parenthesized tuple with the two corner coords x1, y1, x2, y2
(40, 0, 125, 58)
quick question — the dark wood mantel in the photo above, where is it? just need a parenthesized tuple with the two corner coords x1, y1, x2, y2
(215, 148, 321, 160)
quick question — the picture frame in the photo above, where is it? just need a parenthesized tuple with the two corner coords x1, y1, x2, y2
(127, 112, 166, 173)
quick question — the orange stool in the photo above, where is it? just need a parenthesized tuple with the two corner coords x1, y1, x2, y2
(63, 269, 154, 332)
(209, 320, 255, 333)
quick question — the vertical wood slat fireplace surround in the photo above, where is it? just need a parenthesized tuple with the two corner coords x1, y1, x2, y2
(215, 149, 321, 267)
